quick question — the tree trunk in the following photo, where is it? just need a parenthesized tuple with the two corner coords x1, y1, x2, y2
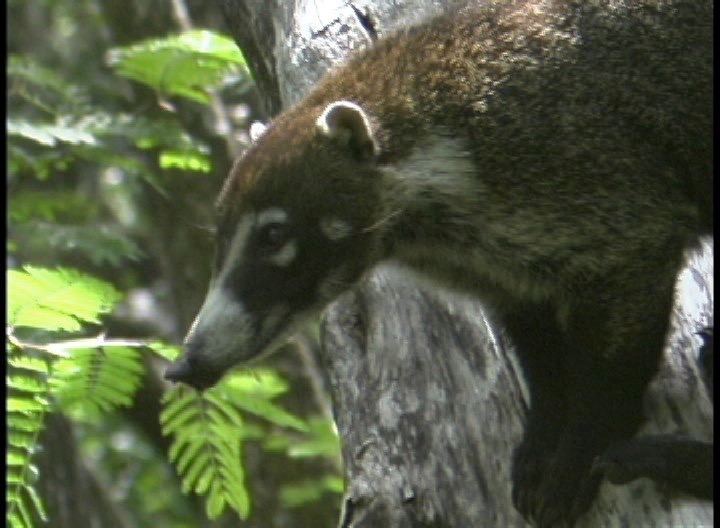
(222, 1, 714, 526)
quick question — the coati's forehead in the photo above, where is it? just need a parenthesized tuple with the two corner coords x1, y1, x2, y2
(215, 107, 327, 216)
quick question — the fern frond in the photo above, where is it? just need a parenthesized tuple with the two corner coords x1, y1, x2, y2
(7, 357, 50, 527)
(49, 345, 144, 422)
(222, 370, 308, 432)
(8, 357, 49, 374)
(161, 386, 250, 520)
(8, 266, 121, 332)
(280, 475, 345, 509)
(146, 341, 181, 362)
(285, 416, 341, 460)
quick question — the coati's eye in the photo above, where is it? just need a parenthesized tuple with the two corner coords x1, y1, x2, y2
(256, 222, 289, 252)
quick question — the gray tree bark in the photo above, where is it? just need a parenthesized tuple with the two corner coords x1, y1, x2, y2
(222, 1, 714, 526)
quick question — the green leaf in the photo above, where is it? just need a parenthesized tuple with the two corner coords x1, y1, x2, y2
(201, 393, 243, 427)
(8, 415, 43, 433)
(223, 368, 291, 398)
(26, 485, 48, 521)
(50, 345, 144, 422)
(8, 357, 49, 374)
(7, 453, 27, 467)
(161, 397, 201, 435)
(162, 385, 250, 520)
(8, 54, 91, 115)
(107, 30, 248, 105)
(206, 481, 226, 519)
(286, 417, 340, 459)
(12, 222, 144, 267)
(7, 398, 46, 413)
(8, 266, 122, 331)
(323, 475, 345, 494)
(280, 475, 344, 509)
(280, 479, 325, 508)
(9, 190, 97, 223)
(159, 150, 211, 173)
(8, 376, 46, 393)
(234, 397, 308, 433)
(148, 342, 182, 361)
(7, 364, 48, 528)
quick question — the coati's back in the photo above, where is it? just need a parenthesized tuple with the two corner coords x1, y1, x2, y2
(311, 0, 712, 178)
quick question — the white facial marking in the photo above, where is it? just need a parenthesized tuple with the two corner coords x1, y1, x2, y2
(185, 286, 253, 364)
(268, 240, 298, 267)
(217, 215, 255, 283)
(319, 217, 352, 241)
(257, 207, 288, 227)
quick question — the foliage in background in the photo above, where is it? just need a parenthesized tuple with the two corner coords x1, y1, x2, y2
(161, 369, 310, 519)
(7, 266, 130, 527)
(8, 12, 342, 527)
(107, 30, 249, 106)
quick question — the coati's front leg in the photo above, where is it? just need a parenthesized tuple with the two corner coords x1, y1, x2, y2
(510, 280, 674, 527)
(503, 304, 570, 521)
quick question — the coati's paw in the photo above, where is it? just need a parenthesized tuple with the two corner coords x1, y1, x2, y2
(592, 438, 663, 486)
(511, 431, 558, 524)
(513, 433, 601, 527)
(593, 435, 714, 500)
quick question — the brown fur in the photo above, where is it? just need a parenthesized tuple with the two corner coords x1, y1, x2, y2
(170, 2, 712, 525)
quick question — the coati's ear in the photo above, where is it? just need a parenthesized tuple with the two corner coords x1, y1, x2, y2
(249, 121, 268, 144)
(316, 101, 377, 160)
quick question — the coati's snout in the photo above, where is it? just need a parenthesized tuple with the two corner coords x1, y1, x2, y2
(164, 284, 265, 391)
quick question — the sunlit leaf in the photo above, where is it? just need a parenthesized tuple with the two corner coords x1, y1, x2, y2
(8, 267, 121, 331)
(159, 149, 211, 173)
(107, 30, 248, 105)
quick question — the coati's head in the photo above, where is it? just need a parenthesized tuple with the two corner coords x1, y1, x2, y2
(165, 101, 384, 390)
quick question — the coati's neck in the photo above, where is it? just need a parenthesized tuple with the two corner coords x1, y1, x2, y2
(368, 131, 494, 290)
(368, 130, 561, 305)
(378, 130, 479, 234)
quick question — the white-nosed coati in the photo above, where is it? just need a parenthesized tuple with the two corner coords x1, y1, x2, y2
(165, 1, 712, 525)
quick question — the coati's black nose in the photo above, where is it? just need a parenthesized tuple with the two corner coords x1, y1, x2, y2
(164, 355, 221, 392)
(164, 356, 193, 383)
